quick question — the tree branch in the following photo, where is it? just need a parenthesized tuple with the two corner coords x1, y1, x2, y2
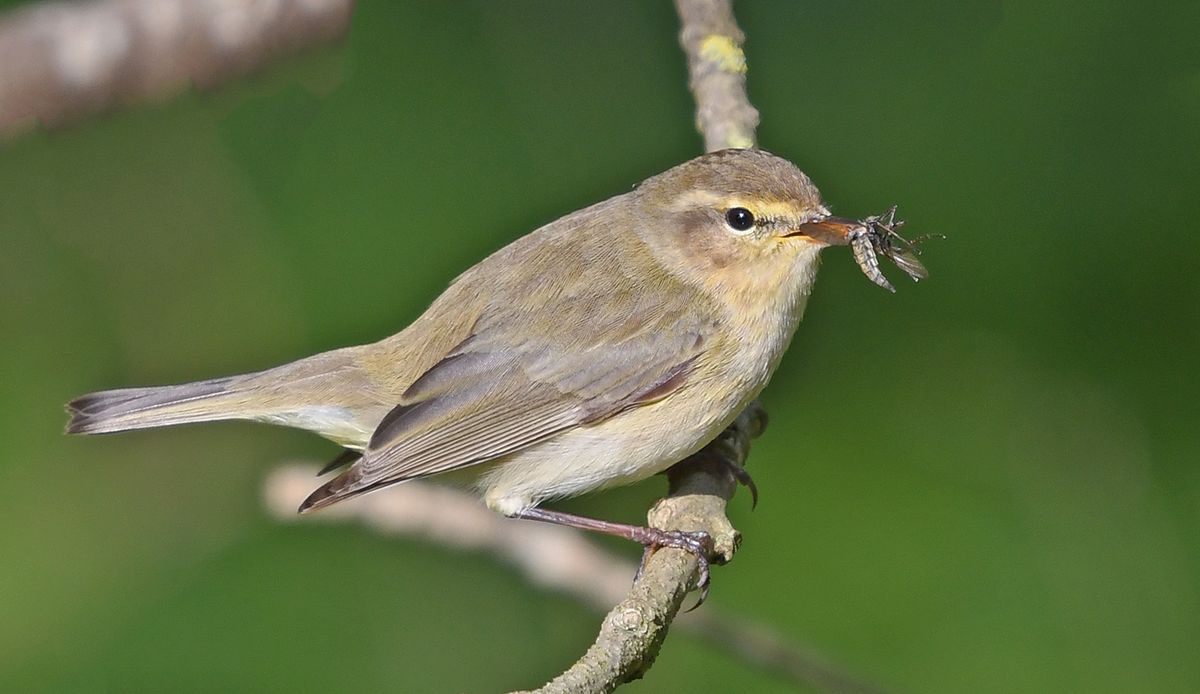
(0, 0, 354, 138)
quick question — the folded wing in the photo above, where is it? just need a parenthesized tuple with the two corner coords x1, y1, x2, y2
(300, 273, 715, 513)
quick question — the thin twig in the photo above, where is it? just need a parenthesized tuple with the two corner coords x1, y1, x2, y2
(674, 0, 760, 151)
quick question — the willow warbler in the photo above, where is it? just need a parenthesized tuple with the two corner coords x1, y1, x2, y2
(67, 148, 873, 574)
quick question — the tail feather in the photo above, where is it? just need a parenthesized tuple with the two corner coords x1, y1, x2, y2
(66, 347, 384, 455)
(65, 377, 238, 435)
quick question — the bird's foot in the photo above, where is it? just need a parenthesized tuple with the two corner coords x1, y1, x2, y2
(632, 527, 715, 609)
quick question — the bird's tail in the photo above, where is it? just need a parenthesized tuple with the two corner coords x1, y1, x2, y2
(65, 376, 249, 435)
(66, 347, 385, 448)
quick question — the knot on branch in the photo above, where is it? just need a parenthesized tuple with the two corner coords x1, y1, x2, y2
(611, 604, 657, 636)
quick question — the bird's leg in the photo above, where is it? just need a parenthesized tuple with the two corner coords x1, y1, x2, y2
(511, 507, 715, 605)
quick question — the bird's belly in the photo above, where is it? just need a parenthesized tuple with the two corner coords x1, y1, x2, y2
(477, 379, 755, 516)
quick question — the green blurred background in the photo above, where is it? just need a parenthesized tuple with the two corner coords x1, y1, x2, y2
(2, 1, 1198, 692)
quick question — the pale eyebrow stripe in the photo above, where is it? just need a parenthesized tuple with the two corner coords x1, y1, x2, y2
(670, 189, 725, 209)
(669, 191, 801, 222)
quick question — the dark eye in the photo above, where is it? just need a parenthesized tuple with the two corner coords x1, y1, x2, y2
(725, 207, 755, 232)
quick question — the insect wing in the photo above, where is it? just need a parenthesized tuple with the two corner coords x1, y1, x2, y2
(889, 246, 930, 282)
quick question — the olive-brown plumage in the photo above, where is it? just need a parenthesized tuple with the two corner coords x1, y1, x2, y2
(66, 148, 862, 519)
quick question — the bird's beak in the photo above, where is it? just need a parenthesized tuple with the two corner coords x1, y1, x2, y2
(783, 216, 861, 247)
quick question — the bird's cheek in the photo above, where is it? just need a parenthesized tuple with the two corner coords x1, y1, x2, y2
(674, 211, 737, 270)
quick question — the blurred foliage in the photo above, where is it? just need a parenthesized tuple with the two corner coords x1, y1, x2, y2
(1, 1, 1198, 692)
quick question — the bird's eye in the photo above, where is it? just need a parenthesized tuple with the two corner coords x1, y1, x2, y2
(725, 207, 755, 232)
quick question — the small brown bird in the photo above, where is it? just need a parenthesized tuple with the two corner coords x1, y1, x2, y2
(66, 148, 872, 580)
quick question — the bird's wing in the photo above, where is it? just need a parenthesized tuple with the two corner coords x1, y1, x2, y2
(300, 270, 716, 512)
(363, 330, 703, 479)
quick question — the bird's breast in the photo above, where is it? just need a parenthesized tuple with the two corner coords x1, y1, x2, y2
(713, 260, 818, 399)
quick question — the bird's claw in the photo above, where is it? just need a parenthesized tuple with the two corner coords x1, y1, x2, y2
(720, 459, 759, 509)
(632, 528, 715, 610)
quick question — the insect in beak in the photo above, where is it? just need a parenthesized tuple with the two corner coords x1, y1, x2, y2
(792, 206, 942, 292)
(850, 206, 943, 292)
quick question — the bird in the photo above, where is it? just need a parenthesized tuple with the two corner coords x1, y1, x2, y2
(66, 147, 866, 587)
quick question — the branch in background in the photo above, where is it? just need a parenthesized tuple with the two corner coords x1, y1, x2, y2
(0, 0, 354, 138)
(264, 466, 635, 614)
